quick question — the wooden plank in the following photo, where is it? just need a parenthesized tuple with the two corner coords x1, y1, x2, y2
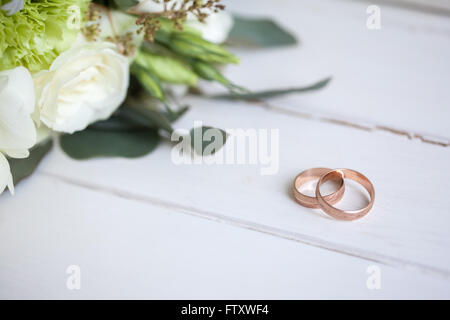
(355, 0, 450, 14)
(219, 0, 450, 139)
(1, 0, 448, 299)
(1, 175, 449, 298)
(36, 97, 450, 278)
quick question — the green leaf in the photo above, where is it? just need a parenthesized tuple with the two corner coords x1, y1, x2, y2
(9, 138, 53, 185)
(89, 115, 141, 131)
(131, 66, 166, 101)
(191, 60, 229, 85)
(135, 51, 198, 86)
(191, 60, 249, 94)
(164, 105, 189, 123)
(210, 77, 332, 100)
(190, 126, 228, 156)
(227, 16, 298, 48)
(60, 128, 160, 160)
(170, 32, 239, 64)
(113, 0, 139, 10)
(118, 104, 174, 133)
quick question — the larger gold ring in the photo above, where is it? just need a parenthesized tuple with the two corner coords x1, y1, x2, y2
(315, 168, 375, 221)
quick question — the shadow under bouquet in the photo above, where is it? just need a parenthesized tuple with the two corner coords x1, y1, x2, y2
(0, 0, 329, 195)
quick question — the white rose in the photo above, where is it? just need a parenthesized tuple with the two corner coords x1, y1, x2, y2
(34, 40, 129, 133)
(0, 66, 37, 194)
(137, 0, 233, 43)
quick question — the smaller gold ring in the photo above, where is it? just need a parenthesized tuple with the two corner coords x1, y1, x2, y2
(293, 168, 345, 208)
(316, 168, 375, 221)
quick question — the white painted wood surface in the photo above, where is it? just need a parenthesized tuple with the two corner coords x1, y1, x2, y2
(1, 0, 449, 299)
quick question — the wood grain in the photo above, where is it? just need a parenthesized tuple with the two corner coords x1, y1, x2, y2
(1, 0, 449, 298)
(38, 96, 450, 279)
(218, 0, 450, 139)
(1, 175, 449, 299)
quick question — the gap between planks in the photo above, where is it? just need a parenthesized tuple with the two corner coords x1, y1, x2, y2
(229, 99, 450, 148)
(346, 0, 450, 17)
(40, 170, 450, 280)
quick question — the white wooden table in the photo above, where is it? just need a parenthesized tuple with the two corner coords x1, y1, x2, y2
(1, 0, 449, 299)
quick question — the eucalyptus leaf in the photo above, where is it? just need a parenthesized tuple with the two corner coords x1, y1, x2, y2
(60, 128, 160, 160)
(190, 126, 228, 156)
(9, 138, 53, 185)
(210, 77, 332, 100)
(89, 115, 142, 131)
(227, 16, 298, 48)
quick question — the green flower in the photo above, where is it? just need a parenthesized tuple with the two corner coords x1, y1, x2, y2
(134, 50, 198, 86)
(169, 32, 239, 65)
(0, 0, 90, 73)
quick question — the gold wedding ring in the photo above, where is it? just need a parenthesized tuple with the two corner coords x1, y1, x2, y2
(293, 168, 345, 208)
(293, 168, 375, 221)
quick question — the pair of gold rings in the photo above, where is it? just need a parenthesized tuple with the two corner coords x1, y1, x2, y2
(293, 168, 375, 221)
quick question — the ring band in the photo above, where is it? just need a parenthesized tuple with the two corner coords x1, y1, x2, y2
(293, 168, 345, 208)
(315, 168, 375, 221)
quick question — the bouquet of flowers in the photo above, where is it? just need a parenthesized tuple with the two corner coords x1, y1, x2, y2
(0, 0, 329, 195)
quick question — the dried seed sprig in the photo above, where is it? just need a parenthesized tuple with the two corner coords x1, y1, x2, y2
(132, 0, 225, 42)
(106, 32, 137, 57)
(82, 3, 102, 41)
